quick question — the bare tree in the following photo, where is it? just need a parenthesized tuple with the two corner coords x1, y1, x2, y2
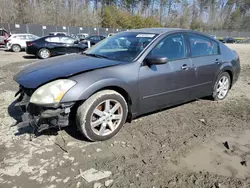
(0, 0, 250, 31)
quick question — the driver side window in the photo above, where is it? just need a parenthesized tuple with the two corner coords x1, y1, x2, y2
(149, 34, 186, 61)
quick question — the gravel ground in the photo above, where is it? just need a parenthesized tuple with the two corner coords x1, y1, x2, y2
(0, 44, 250, 188)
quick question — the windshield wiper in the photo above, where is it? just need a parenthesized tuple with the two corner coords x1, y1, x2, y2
(83, 53, 110, 59)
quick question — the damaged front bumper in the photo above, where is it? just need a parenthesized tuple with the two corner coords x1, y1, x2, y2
(14, 87, 75, 133)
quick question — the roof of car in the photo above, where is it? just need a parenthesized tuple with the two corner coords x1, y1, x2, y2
(11, 33, 34, 36)
(127, 28, 187, 34)
(49, 32, 66, 33)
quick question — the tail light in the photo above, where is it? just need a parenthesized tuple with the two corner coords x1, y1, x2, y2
(4, 39, 9, 44)
(27, 42, 35, 47)
(233, 50, 240, 63)
(234, 50, 239, 59)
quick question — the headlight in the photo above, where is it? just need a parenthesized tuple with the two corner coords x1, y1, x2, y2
(30, 79, 76, 105)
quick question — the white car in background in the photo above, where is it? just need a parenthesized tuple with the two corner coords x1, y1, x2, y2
(6, 34, 39, 52)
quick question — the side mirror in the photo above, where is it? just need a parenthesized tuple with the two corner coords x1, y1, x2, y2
(74, 40, 79, 44)
(145, 56, 168, 65)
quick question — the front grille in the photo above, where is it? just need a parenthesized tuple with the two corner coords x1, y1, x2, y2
(27, 103, 44, 116)
(15, 85, 34, 107)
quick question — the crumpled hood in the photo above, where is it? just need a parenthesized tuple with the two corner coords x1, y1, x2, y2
(14, 54, 122, 88)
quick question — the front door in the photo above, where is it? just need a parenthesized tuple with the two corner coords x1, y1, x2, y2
(139, 33, 196, 113)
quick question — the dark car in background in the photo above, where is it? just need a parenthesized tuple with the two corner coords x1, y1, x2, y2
(223, 36, 235, 43)
(14, 28, 240, 141)
(82, 35, 106, 46)
(26, 35, 88, 59)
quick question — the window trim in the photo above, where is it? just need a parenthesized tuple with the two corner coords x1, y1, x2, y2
(186, 32, 221, 58)
(144, 32, 189, 63)
(45, 37, 61, 43)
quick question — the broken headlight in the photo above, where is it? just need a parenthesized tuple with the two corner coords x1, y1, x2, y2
(30, 79, 76, 105)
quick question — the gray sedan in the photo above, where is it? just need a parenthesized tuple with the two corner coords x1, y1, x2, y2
(13, 28, 240, 141)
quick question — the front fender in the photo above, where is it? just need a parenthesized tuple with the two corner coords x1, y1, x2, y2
(61, 78, 133, 103)
(79, 78, 132, 101)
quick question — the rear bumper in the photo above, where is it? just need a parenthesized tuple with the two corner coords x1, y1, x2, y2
(15, 88, 75, 133)
(6, 43, 11, 50)
(25, 46, 37, 55)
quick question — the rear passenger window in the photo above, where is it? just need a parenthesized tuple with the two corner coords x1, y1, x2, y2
(211, 40, 219, 55)
(188, 34, 219, 57)
(17, 35, 27, 40)
(45, 37, 60, 43)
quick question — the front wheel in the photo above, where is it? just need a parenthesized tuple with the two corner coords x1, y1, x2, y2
(76, 90, 128, 141)
(212, 72, 231, 101)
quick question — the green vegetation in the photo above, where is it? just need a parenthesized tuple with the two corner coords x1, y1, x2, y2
(102, 6, 161, 29)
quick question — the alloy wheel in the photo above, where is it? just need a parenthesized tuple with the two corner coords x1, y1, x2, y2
(12, 45, 21, 52)
(40, 49, 50, 59)
(90, 99, 123, 136)
(216, 76, 230, 99)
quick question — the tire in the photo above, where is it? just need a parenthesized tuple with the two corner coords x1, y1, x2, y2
(11, 44, 21, 52)
(76, 90, 128, 141)
(38, 48, 51, 59)
(212, 72, 231, 101)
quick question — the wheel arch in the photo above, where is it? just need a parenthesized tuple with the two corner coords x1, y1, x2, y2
(94, 86, 133, 122)
(11, 44, 21, 51)
(224, 69, 233, 88)
(12, 43, 21, 47)
(215, 64, 234, 88)
(63, 78, 135, 122)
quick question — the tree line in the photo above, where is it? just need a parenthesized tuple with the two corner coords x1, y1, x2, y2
(0, 0, 250, 31)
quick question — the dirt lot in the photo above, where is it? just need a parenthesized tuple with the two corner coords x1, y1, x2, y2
(0, 44, 250, 188)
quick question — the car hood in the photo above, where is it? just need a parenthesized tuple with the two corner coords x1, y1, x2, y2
(14, 54, 122, 88)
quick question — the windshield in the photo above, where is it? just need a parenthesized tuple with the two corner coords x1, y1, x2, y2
(85, 32, 158, 62)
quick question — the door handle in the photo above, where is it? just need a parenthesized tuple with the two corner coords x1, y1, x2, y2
(215, 59, 220, 64)
(181, 64, 189, 70)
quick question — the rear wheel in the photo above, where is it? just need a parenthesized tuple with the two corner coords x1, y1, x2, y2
(76, 90, 128, 141)
(38, 48, 51, 59)
(212, 72, 231, 101)
(11, 44, 21, 52)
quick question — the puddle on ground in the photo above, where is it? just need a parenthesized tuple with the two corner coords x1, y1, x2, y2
(178, 130, 250, 178)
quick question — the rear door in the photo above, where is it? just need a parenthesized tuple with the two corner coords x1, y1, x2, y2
(45, 37, 65, 54)
(18, 35, 28, 48)
(187, 33, 221, 97)
(26, 35, 38, 41)
(60, 37, 80, 53)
